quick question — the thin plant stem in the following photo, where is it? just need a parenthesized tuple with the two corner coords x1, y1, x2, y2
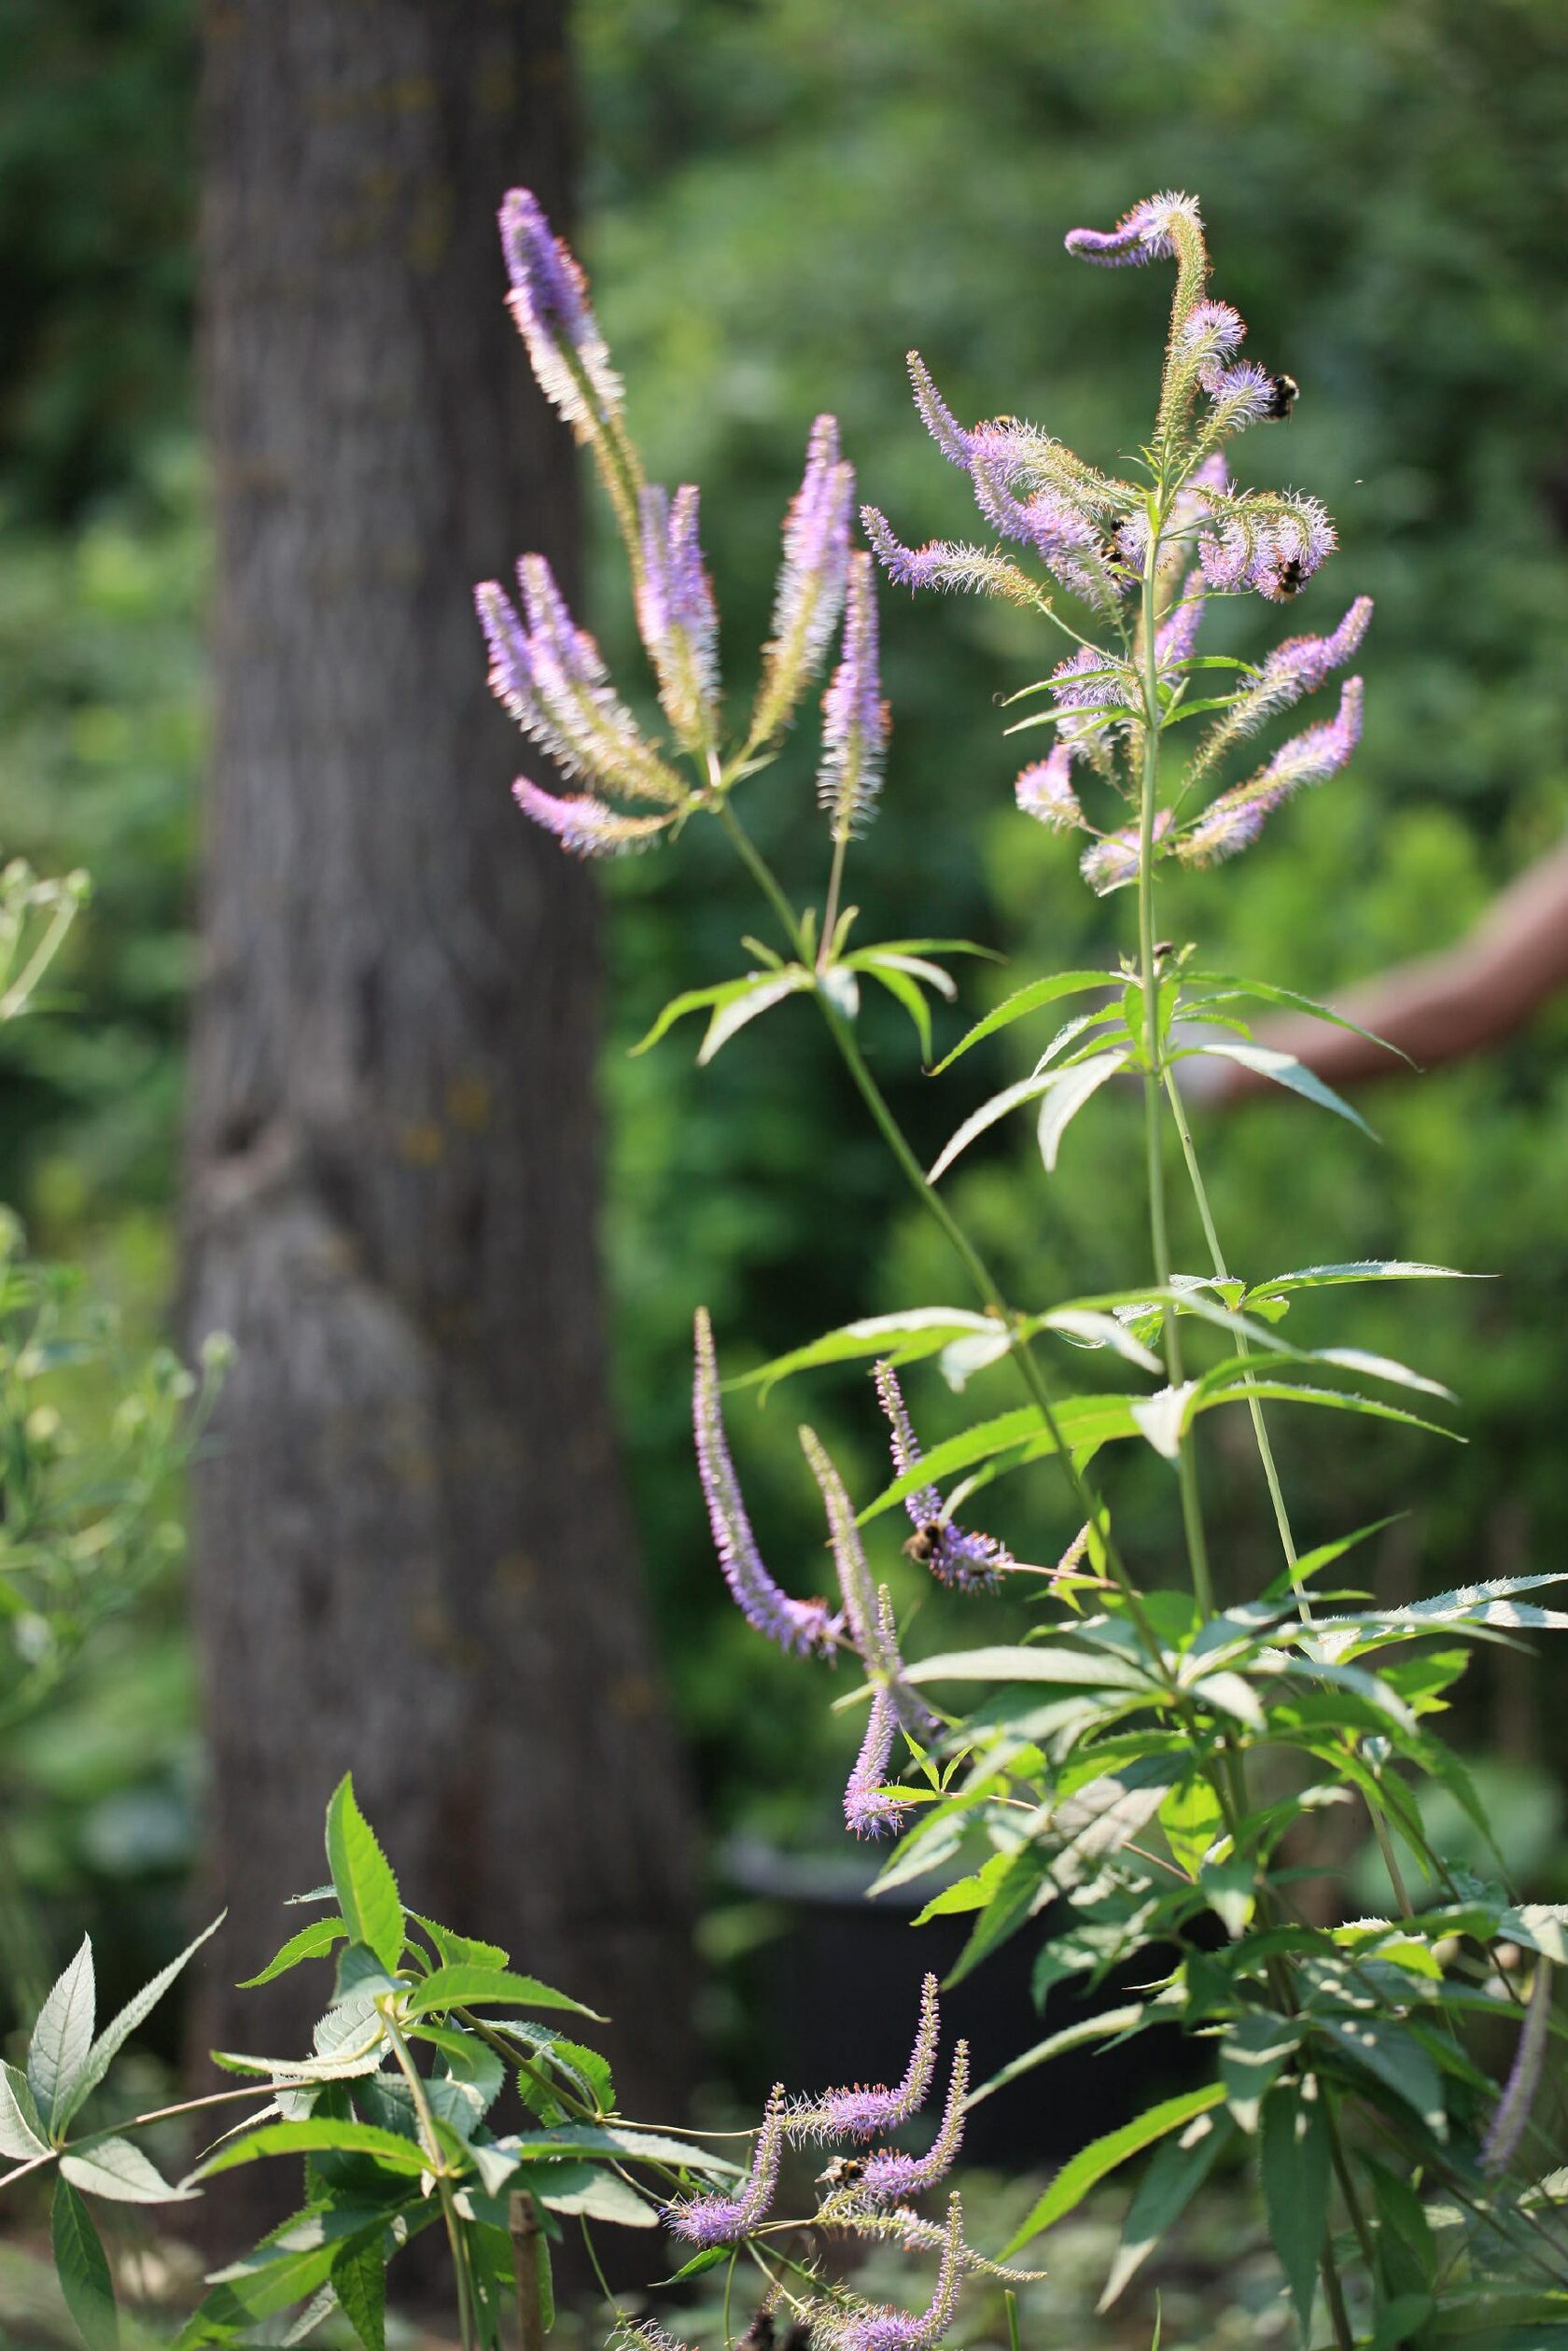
(511, 2190, 548, 2351)
(819, 828, 849, 970)
(384, 2010, 474, 2351)
(1319, 2242, 1355, 2351)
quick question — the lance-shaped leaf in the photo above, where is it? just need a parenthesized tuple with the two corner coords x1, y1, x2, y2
(1099, 2106, 1236, 2310)
(1001, 2084, 1227, 2256)
(0, 2060, 49, 2160)
(63, 1914, 225, 2131)
(61, 2134, 197, 2204)
(52, 2176, 118, 2351)
(28, 1937, 94, 2137)
(931, 971, 1120, 1072)
(324, 1777, 403, 1975)
(1183, 1041, 1375, 1135)
(1260, 2081, 1330, 2340)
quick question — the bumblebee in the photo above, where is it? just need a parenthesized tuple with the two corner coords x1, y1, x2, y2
(903, 1520, 944, 1566)
(1277, 555, 1308, 597)
(817, 2154, 866, 2190)
(1263, 372, 1299, 422)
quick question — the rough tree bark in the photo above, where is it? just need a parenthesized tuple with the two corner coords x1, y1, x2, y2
(185, 0, 694, 2195)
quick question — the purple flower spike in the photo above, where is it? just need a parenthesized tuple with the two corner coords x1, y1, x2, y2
(1255, 595, 1373, 707)
(637, 483, 720, 752)
(511, 778, 670, 860)
(853, 2043, 970, 2207)
(482, 561, 684, 808)
(819, 2193, 966, 2351)
(873, 1362, 1012, 1593)
(694, 1310, 841, 1659)
(794, 1974, 943, 2145)
(1065, 190, 1203, 268)
(1204, 361, 1276, 435)
(498, 189, 623, 434)
(753, 416, 855, 744)
(861, 509, 1039, 607)
(906, 354, 973, 468)
(844, 1686, 908, 1840)
(800, 1428, 936, 1735)
(1178, 678, 1364, 867)
(1015, 746, 1087, 834)
(819, 553, 890, 842)
(1177, 300, 1246, 393)
(1081, 808, 1173, 897)
(665, 2086, 787, 2246)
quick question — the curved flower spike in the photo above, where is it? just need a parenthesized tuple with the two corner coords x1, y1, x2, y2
(1177, 678, 1364, 867)
(694, 1310, 841, 1659)
(752, 415, 855, 746)
(818, 553, 889, 843)
(498, 189, 623, 437)
(861, 509, 1040, 608)
(664, 2085, 787, 2246)
(1015, 746, 1087, 834)
(844, 1685, 907, 1841)
(1082, 809, 1173, 897)
(799, 1430, 937, 1737)
(792, 1973, 942, 2144)
(637, 484, 720, 753)
(906, 353, 973, 468)
(813, 2192, 966, 2351)
(1065, 190, 1203, 268)
(851, 2042, 970, 2208)
(873, 1363, 1013, 1592)
(511, 779, 671, 860)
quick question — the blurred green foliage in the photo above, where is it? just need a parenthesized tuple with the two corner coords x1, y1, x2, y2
(2, 0, 1568, 1905)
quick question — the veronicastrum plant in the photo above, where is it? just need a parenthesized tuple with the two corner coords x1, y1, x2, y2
(486, 187, 1568, 2344)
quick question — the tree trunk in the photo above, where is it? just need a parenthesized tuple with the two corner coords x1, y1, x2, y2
(185, 0, 694, 2218)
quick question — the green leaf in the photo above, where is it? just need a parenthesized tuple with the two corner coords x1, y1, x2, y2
(1037, 1052, 1128, 1171)
(402, 1965, 597, 2020)
(1099, 2108, 1235, 2310)
(409, 1913, 509, 1972)
(1159, 1776, 1225, 1880)
(324, 1776, 404, 1975)
(0, 2057, 49, 2159)
(629, 974, 779, 1057)
(901, 1644, 1154, 1694)
(931, 971, 1119, 1073)
(238, 1916, 347, 1989)
(733, 1307, 998, 1398)
(1184, 973, 1413, 1061)
(1241, 1259, 1476, 1306)
(61, 2134, 196, 2204)
(537, 2167, 659, 2225)
(1219, 2014, 1299, 2134)
(196, 2119, 433, 2179)
(28, 1937, 95, 2137)
(699, 973, 811, 1062)
(1001, 2084, 1226, 2255)
(862, 961, 933, 1061)
(947, 1844, 1053, 1987)
(1260, 2081, 1330, 2340)
(332, 2240, 386, 2351)
(1185, 1041, 1376, 1136)
(497, 2122, 739, 2176)
(65, 1915, 226, 2129)
(969, 2006, 1148, 2109)
(1317, 2016, 1446, 2135)
(51, 2176, 119, 2351)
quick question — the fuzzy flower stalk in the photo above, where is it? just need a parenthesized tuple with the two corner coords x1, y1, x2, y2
(791, 1975, 942, 2144)
(665, 2086, 787, 2246)
(874, 1362, 1012, 1592)
(810, 2193, 967, 2351)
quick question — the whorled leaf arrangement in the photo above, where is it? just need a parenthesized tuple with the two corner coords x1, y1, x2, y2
(483, 183, 1568, 2344)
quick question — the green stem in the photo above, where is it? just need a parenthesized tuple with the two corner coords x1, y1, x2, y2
(1138, 525, 1215, 1623)
(1319, 2241, 1356, 2351)
(819, 829, 850, 970)
(384, 2010, 474, 2351)
(1162, 1067, 1311, 1621)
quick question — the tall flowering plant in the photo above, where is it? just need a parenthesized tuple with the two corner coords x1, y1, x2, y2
(490, 190, 1568, 2341)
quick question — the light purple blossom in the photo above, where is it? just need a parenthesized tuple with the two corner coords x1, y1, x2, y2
(844, 1686, 907, 1840)
(852, 2043, 970, 2207)
(753, 416, 855, 743)
(498, 189, 623, 433)
(665, 2085, 787, 2246)
(906, 353, 972, 468)
(637, 484, 720, 752)
(1048, 643, 1135, 752)
(1064, 190, 1203, 268)
(1081, 808, 1173, 896)
(1241, 596, 1373, 726)
(819, 553, 889, 842)
(861, 508, 1038, 607)
(1197, 494, 1336, 600)
(1177, 301, 1246, 393)
(483, 555, 684, 805)
(510, 779, 671, 860)
(874, 1363, 1013, 1593)
(1204, 361, 1276, 435)
(815, 2193, 966, 2351)
(792, 1974, 942, 2144)
(800, 1430, 936, 1738)
(1015, 746, 1087, 834)
(693, 1309, 841, 1659)
(1177, 678, 1364, 866)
